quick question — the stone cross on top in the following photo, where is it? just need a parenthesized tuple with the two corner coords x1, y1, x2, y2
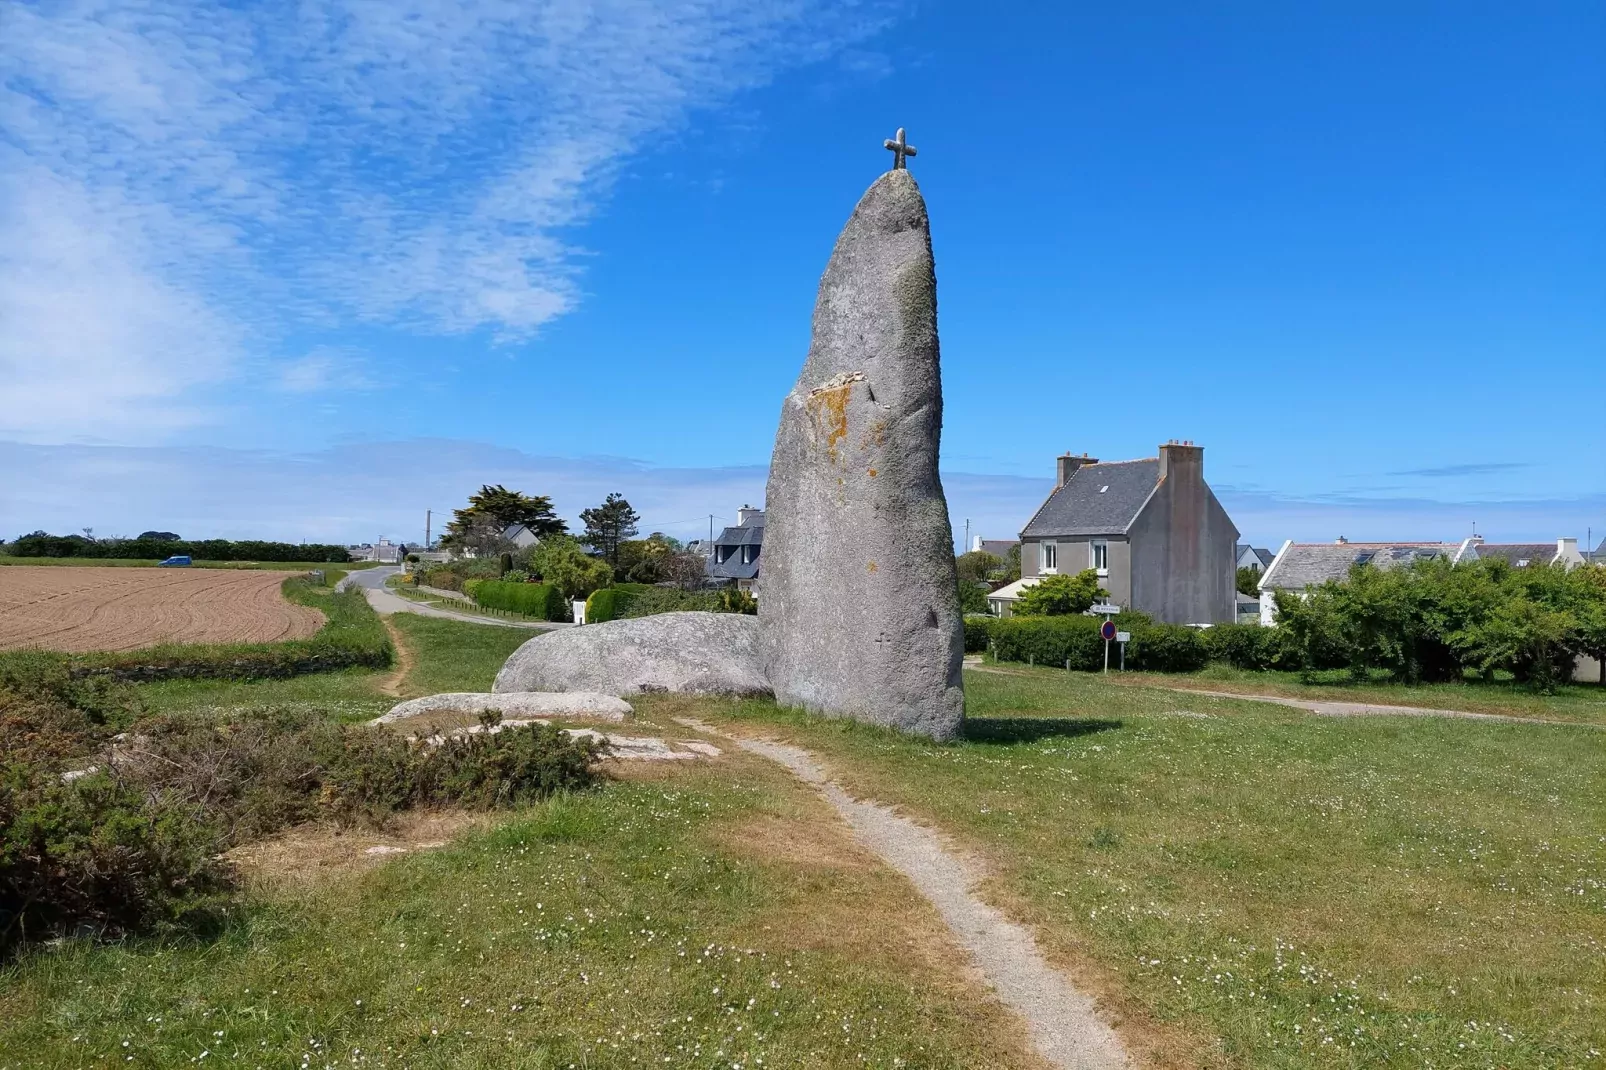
(883, 127, 917, 170)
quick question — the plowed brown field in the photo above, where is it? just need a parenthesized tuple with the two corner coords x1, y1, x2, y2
(0, 567, 326, 652)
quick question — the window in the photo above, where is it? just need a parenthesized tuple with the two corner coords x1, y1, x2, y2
(1091, 540, 1108, 574)
(1040, 541, 1057, 573)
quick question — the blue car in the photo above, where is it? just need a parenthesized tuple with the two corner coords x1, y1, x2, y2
(158, 555, 192, 567)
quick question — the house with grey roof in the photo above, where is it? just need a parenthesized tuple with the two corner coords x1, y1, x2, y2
(969, 537, 1019, 559)
(1471, 537, 1585, 570)
(1002, 442, 1240, 625)
(1257, 538, 1479, 626)
(705, 506, 764, 591)
(1236, 544, 1276, 573)
(501, 523, 542, 549)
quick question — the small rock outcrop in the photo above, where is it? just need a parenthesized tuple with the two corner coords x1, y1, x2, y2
(759, 168, 965, 741)
(372, 692, 632, 725)
(494, 612, 769, 698)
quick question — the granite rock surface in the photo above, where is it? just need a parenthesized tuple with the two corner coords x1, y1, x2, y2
(372, 691, 632, 725)
(758, 169, 964, 740)
(494, 612, 770, 698)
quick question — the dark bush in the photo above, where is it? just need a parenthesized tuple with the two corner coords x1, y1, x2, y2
(963, 615, 996, 653)
(473, 580, 564, 620)
(619, 587, 720, 618)
(7, 532, 350, 563)
(1200, 622, 1296, 671)
(1126, 623, 1209, 673)
(990, 615, 1106, 670)
(415, 714, 603, 809)
(1, 699, 605, 956)
(586, 587, 636, 623)
(1, 769, 236, 955)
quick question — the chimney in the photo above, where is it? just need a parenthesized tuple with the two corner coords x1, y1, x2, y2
(971, 535, 983, 552)
(1056, 452, 1097, 488)
(737, 504, 758, 525)
(1559, 537, 1578, 558)
(1336, 535, 1348, 545)
(1157, 439, 1204, 487)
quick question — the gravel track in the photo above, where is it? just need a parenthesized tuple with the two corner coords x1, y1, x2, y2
(677, 717, 1132, 1070)
(0, 566, 324, 652)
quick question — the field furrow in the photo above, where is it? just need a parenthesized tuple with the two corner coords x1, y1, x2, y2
(0, 567, 325, 652)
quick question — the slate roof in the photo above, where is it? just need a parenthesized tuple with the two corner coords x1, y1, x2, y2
(712, 510, 764, 548)
(976, 539, 1018, 558)
(1261, 542, 1465, 591)
(1474, 543, 1557, 567)
(1019, 459, 1160, 538)
(706, 510, 763, 580)
(706, 556, 760, 581)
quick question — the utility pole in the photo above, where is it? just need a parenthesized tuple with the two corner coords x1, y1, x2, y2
(964, 518, 970, 553)
(426, 510, 431, 550)
(709, 514, 714, 549)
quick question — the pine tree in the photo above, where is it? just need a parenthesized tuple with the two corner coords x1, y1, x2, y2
(580, 493, 640, 566)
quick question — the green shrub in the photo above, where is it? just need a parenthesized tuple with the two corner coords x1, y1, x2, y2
(988, 614, 1208, 673)
(474, 580, 564, 620)
(463, 578, 485, 601)
(990, 615, 1106, 669)
(586, 587, 637, 623)
(717, 587, 758, 615)
(1126, 623, 1209, 672)
(414, 714, 603, 809)
(619, 587, 720, 617)
(1, 768, 236, 955)
(1014, 570, 1106, 616)
(7, 532, 350, 562)
(1, 696, 604, 957)
(963, 615, 996, 653)
(1200, 622, 1292, 671)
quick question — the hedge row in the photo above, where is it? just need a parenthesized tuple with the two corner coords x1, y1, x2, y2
(971, 614, 1210, 673)
(8, 533, 351, 563)
(472, 579, 565, 621)
(63, 578, 391, 683)
(968, 614, 1309, 674)
(586, 587, 636, 623)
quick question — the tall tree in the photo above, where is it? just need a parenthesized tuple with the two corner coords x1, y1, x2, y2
(581, 493, 640, 566)
(442, 485, 565, 547)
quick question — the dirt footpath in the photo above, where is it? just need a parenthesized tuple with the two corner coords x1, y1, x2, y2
(0, 566, 324, 652)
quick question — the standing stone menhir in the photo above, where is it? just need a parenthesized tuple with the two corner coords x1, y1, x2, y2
(759, 146, 965, 741)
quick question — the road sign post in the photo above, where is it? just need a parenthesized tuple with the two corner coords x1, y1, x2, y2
(1116, 630, 1130, 670)
(1100, 619, 1117, 672)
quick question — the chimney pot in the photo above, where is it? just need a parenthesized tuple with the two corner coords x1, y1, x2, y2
(1056, 452, 1097, 487)
(1336, 535, 1349, 545)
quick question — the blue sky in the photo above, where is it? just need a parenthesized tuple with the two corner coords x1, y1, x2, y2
(3, 1, 1602, 550)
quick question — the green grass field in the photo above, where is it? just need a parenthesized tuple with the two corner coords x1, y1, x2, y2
(688, 667, 1606, 1067)
(1111, 662, 1606, 725)
(4, 617, 1601, 1069)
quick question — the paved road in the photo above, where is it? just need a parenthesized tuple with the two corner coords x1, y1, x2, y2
(341, 566, 555, 631)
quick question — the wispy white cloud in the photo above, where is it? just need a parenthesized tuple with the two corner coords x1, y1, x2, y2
(0, 0, 898, 441)
(274, 346, 374, 394)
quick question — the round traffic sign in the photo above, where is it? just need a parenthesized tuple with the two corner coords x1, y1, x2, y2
(1100, 620, 1117, 641)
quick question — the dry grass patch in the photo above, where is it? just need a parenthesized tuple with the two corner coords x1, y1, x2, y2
(226, 810, 492, 891)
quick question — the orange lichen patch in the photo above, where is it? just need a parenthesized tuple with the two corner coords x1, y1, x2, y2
(860, 418, 887, 450)
(867, 468, 878, 478)
(805, 371, 867, 464)
(806, 383, 852, 462)
(867, 561, 878, 574)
